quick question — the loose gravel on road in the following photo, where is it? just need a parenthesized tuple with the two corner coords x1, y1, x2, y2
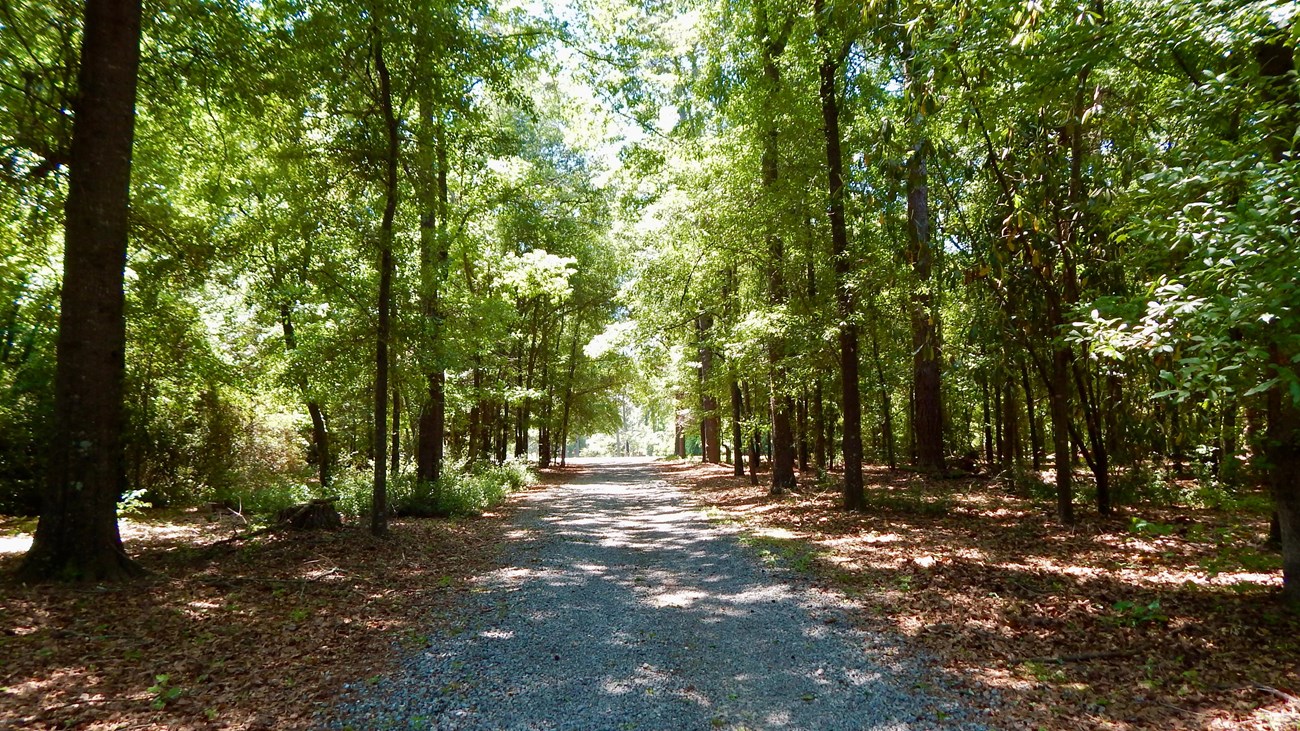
(330, 458, 990, 730)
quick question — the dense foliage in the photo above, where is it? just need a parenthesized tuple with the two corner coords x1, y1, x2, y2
(2, 0, 1298, 601)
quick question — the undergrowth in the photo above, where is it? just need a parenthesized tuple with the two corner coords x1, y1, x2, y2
(202, 458, 535, 522)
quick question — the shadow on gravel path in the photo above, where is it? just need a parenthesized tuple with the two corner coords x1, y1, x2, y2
(331, 457, 984, 731)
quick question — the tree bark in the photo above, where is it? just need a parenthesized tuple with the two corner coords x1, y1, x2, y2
(907, 139, 945, 473)
(559, 326, 579, 468)
(19, 0, 145, 582)
(390, 384, 401, 475)
(755, 0, 797, 495)
(370, 27, 398, 537)
(815, 14, 864, 509)
(415, 85, 450, 485)
(1259, 38, 1300, 606)
(812, 381, 827, 471)
(730, 379, 745, 476)
(698, 314, 721, 463)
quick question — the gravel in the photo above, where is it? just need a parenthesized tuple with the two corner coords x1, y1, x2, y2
(328, 458, 991, 730)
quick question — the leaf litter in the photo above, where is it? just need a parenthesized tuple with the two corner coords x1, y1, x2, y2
(0, 502, 516, 730)
(660, 460, 1300, 731)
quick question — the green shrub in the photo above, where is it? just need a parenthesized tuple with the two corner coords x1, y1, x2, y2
(212, 477, 314, 518)
(393, 458, 535, 518)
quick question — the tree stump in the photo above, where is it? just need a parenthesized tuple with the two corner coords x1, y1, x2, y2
(276, 498, 342, 530)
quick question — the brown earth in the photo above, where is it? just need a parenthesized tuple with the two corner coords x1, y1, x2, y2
(658, 459, 1300, 731)
(0, 489, 532, 730)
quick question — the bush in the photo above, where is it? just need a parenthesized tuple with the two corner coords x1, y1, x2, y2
(393, 458, 535, 518)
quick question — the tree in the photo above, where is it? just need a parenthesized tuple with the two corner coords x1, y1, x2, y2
(19, 0, 145, 581)
(370, 23, 399, 537)
(814, 0, 864, 510)
(753, 0, 798, 495)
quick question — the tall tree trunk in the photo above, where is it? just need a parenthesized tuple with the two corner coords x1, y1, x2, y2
(537, 320, 557, 469)
(1268, 349, 1300, 606)
(907, 138, 945, 472)
(755, 0, 797, 495)
(812, 381, 827, 471)
(415, 86, 450, 485)
(698, 314, 721, 463)
(730, 379, 745, 476)
(370, 28, 398, 537)
(559, 326, 579, 468)
(20, 0, 144, 582)
(815, 17, 864, 508)
(1259, 39, 1300, 605)
(1071, 356, 1110, 515)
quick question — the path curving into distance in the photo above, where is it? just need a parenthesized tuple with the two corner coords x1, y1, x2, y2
(331, 457, 987, 731)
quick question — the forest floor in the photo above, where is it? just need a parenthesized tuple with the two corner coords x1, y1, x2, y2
(2, 462, 1298, 730)
(0, 478, 546, 730)
(660, 459, 1300, 731)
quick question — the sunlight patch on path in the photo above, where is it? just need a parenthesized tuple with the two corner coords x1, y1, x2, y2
(331, 457, 986, 731)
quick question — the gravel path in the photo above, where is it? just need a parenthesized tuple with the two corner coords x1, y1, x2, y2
(331, 458, 988, 730)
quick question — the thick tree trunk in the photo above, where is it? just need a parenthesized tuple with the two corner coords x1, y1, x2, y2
(769, 394, 796, 492)
(907, 140, 945, 473)
(370, 29, 399, 537)
(1268, 361, 1300, 606)
(19, 0, 144, 582)
(1258, 39, 1299, 606)
(415, 88, 450, 485)
(417, 373, 445, 483)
